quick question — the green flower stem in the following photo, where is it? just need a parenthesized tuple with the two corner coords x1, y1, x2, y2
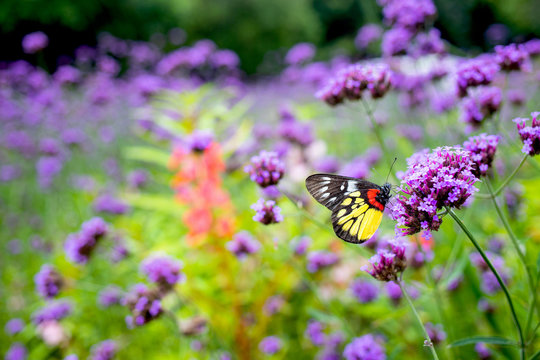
(525, 274, 539, 342)
(447, 208, 525, 360)
(398, 280, 440, 360)
(476, 154, 528, 199)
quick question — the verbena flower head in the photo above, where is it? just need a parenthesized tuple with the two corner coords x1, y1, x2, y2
(390, 147, 479, 236)
(285, 43, 316, 65)
(460, 86, 502, 129)
(463, 133, 500, 177)
(188, 130, 214, 152)
(245, 151, 285, 188)
(226, 231, 261, 259)
(251, 199, 283, 225)
(305, 320, 326, 346)
(362, 240, 407, 282)
(475, 342, 492, 360)
(456, 57, 499, 97)
(514, 112, 540, 156)
(32, 301, 72, 325)
(278, 114, 314, 147)
(22, 31, 49, 54)
(494, 43, 531, 72)
(315, 63, 393, 106)
(307, 251, 339, 273)
(355, 24, 383, 49)
(382, 0, 436, 30)
(259, 336, 282, 355)
(141, 255, 184, 290)
(65, 217, 109, 264)
(122, 283, 163, 328)
(425, 323, 447, 345)
(90, 340, 117, 360)
(263, 295, 285, 315)
(127, 169, 149, 189)
(5, 343, 27, 360)
(98, 286, 123, 307)
(350, 279, 379, 303)
(343, 334, 386, 360)
(524, 38, 540, 56)
(413, 28, 446, 57)
(34, 264, 63, 299)
(381, 28, 413, 57)
(470, 252, 511, 295)
(93, 194, 130, 214)
(5, 318, 25, 335)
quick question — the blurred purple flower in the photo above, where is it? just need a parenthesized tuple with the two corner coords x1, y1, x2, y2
(188, 130, 214, 152)
(285, 43, 316, 65)
(226, 231, 261, 259)
(340, 157, 370, 179)
(305, 320, 326, 346)
(314, 156, 340, 173)
(93, 194, 130, 215)
(141, 255, 184, 289)
(355, 24, 383, 50)
(381, 28, 413, 57)
(32, 301, 72, 325)
(245, 151, 285, 188)
(34, 264, 63, 299)
(431, 93, 457, 114)
(463, 133, 499, 177)
(363, 240, 407, 282)
(0, 165, 22, 182)
(65, 217, 108, 264)
(413, 29, 445, 57)
(61, 128, 86, 147)
(98, 286, 123, 307)
(485, 24, 509, 45)
(487, 237, 504, 254)
(524, 39, 540, 56)
(5, 343, 27, 360)
(5, 318, 24, 335)
(291, 236, 310, 256)
(456, 57, 499, 97)
(210, 49, 240, 69)
(475, 342, 492, 360)
(343, 334, 386, 360)
(495, 44, 531, 72)
(127, 169, 149, 189)
(36, 156, 63, 189)
(514, 112, 540, 156)
(278, 115, 314, 147)
(425, 322, 446, 345)
(251, 199, 283, 225)
(54, 65, 81, 85)
(307, 251, 339, 273)
(507, 89, 526, 106)
(263, 295, 285, 316)
(259, 336, 282, 355)
(22, 31, 48, 54)
(123, 283, 162, 327)
(90, 340, 117, 360)
(350, 278, 379, 303)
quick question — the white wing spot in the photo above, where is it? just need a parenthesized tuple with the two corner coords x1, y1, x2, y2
(347, 181, 357, 192)
(327, 197, 336, 204)
(340, 183, 345, 191)
(320, 193, 330, 199)
(320, 181, 330, 186)
(319, 186, 328, 193)
(321, 177, 331, 181)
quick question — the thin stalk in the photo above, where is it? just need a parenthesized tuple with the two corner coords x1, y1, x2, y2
(447, 208, 525, 360)
(476, 154, 528, 199)
(525, 275, 539, 342)
(398, 280, 441, 360)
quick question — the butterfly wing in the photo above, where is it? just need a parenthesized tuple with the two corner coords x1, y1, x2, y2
(305, 174, 385, 244)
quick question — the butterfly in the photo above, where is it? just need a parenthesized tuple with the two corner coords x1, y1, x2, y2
(305, 174, 392, 244)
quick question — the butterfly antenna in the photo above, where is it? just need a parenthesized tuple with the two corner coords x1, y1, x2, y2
(385, 158, 397, 183)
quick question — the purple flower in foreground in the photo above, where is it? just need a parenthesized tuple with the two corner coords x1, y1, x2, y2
(34, 264, 63, 299)
(463, 134, 500, 177)
(350, 279, 379, 303)
(495, 44, 530, 72)
(251, 199, 283, 225)
(5, 319, 24, 335)
(141, 255, 184, 290)
(343, 334, 386, 360)
(456, 57, 499, 97)
(425, 323, 446, 345)
(5, 343, 27, 360)
(390, 147, 478, 236)
(122, 284, 162, 327)
(259, 336, 282, 355)
(22, 31, 48, 54)
(514, 112, 540, 156)
(362, 241, 407, 282)
(226, 231, 260, 259)
(305, 320, 326, 346)
(307, 251, 339, 273)
(98, 286, 123, 307)
(245, 151, 285, 188)
(32, 301, 72, 325)
(285, 43, 316, 65)
(90, 340, 117, 360)
(475, 342, 492, 360)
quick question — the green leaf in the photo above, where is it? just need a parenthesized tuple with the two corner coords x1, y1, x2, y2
(124, 193, 183, 216)
(536, 250, 540, 276)
(449, 336, 517, 348)
(530, 349, 540, 360)
(124, 146, 170, 168)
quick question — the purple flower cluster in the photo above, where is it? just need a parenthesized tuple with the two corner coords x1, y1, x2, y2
(93, 194, 130, 215)
(475, 342, 492, 359)
(306, 320, 326, 346)
(64, 217, 109, 264)
(494, 44, 530, 72)
(285, 43, 316, 65)
(22, 31, 49, 54)
(514, 112, 540, 156)
(355, 24, 383, 50)
(32, 301, 72, 325)
(5, 319, 25, 335)
(390, 147, 479, 236)
(140, 254, 184, 291)
(251, 199, 284, 225)
(98, 286, 124, 307)
(245, 151, 285, 188)
(425, 323, 446, 345)
(34, 264, 63, 299)
(362, 240, 407, 282)
(5, 343, 27, 360)
(470, 252, 511, 294)
(278, 111, 314, 147)
(381, 28, 413, 57)
(291, 236, 310, 256)
(343, 334, 386, 360)
(382, 0, 436, 30)
(350, 279, 379, 303)
(122, 283, 163, 327)
(463, 134, 500, 177)
(307, 251, 339, 273)
(316, 63, 393, 106)
(456, 57, 500, 97)
(127, 169, 149, 189)
(259, 336, 282, 355)
(226, 231, 261, 259)
(90, 340, 117, 360)
(263, 295, 285, 315)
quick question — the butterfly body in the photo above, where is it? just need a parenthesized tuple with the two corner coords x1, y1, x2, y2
(305, 174, 391, 244)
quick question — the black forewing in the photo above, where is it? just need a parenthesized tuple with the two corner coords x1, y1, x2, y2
(305, 173, 380, 210)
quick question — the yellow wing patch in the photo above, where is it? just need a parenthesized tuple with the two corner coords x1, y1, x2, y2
(357, 208, 383, 241)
